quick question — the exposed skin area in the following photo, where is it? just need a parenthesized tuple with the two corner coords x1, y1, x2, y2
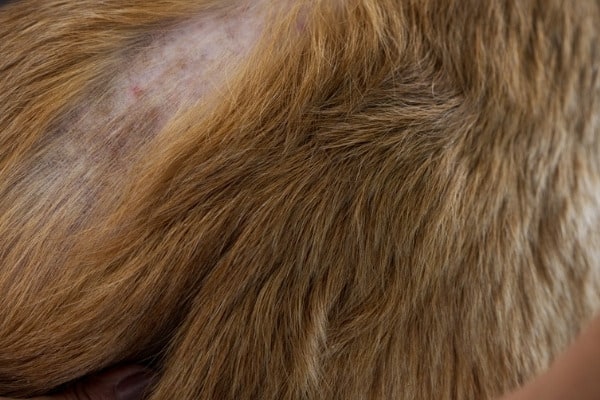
(26, 1, 265, 209)
(119, 4, 265, 118)
(0, 1, 267, 282)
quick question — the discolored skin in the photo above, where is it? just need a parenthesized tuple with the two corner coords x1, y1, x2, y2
(0, 0, 599, 399)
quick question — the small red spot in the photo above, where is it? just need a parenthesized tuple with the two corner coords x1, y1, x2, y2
(131, 85, 144, 98)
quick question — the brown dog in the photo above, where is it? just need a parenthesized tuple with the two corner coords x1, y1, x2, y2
(0, 0, 599, 399)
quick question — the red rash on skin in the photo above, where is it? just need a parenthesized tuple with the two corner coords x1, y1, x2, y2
(131, 85, 144, 98)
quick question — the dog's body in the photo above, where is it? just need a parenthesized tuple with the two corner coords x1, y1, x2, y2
(0, 1, 599, 399)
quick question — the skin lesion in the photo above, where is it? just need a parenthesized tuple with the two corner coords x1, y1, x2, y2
(120, 2, 266, 113)
(2, 0, 270, 237)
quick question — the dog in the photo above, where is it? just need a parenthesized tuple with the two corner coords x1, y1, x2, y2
(0, 0, 599, 398)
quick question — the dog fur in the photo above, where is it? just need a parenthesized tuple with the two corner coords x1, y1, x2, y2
(0, 0, 599, 399)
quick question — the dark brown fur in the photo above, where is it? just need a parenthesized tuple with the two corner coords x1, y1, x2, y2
(0, 0, 599, 399)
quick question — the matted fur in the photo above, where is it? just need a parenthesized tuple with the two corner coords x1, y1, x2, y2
(0, 0, 599, 399)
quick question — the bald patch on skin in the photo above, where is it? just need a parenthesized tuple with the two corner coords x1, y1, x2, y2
(0, 1, 270, 277)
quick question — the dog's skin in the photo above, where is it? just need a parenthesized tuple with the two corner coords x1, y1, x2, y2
(0, 0, 599, 399)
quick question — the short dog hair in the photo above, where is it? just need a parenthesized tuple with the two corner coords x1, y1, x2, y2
(0, 0, 599, 399)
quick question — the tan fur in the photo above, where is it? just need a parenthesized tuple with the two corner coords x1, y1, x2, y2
(0, 0, 599, 399)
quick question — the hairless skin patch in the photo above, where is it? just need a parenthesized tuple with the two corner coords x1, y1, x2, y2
(119, 3, 265, 116)
(57, 1, 266, 159)
(2, 2, 269, 270)
(61, 5, 262, 162)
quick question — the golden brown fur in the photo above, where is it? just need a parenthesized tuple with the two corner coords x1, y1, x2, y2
(1, 0, 599, 398)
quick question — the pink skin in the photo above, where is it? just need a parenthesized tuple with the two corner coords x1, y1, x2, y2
(130, 86, 145, 99)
